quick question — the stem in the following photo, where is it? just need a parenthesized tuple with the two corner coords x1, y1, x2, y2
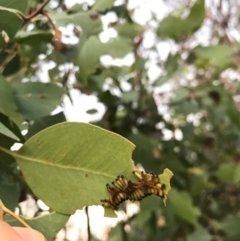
(0, 200, 31, 228)
(0, 146, 15, 157)
(24, 0, 51, 22)
(0, 43, 18, 74)
(85, 206, 91, 241)
(42, 12, 62, 40)
(0, 201, 3, 221)
(0, 0, 51, 73)
(120, 222, 128, 241)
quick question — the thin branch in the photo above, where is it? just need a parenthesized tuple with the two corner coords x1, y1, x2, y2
(42, 11, 61, 40)
(24, 0, 51, 22)
(120, 222, 128, 241)
(0, 200, 31, 228)
(85, 206, 91, 241)
(0, 43, 18, 74)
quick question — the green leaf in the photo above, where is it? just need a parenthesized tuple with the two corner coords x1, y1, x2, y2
(15, 30, 53, 45)
(2, 54, 21, 77)
(168, 188, 200, 226)
(0, 76, 24, 129)
(108, 225, 122, 241)
(193, 45, 235, 70)
(136, 195, 161, 224)
(226, 107, 240, 130)
(115, 22, 145, 39)
(122, 90, 139, 103)
(0, 75, 18, 116)
(0, 0, 28, 12)
(1, 122, 135, 217)
(12, 82, 64, 119)
(86, 109, 98, 114)
(0, 182, 19, 211)
(215, 163, 240, 183)
(154, 54, 181, 86)
(186, 0, 205, 31)
(233, 164, 240, 183)
(104, 39, 132, 58)
(78, 36, 105, 81)
(26, 112, 66, 139)
(0, 133, 15, 149)
(157, 0, 205, 41)
(127, 132, 159, 170)
(190, 176, 207, 196)
(0, 122, 19, 141)
(215, 163, 235, 183)
(5, 212, 70, 240)
(0, 170, 20, 211)
(0, 113, 25, 143)
(93, 0, 115, 12)
(158, 168, 174, 205)
(51, 11, 102, 37)
(171, 88, 189, 103)
(48, 50, 66, 66)
(0, 0, 28, 48)
(222, 215, 240, 241)
(157, 16, 188, 41)
(187, 226, 211, 241)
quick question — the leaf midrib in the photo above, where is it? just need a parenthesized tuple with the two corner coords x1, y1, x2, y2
(0, 146, 116, 178)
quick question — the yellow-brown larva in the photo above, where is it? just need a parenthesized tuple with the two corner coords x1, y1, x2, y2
(101, 170, 167, 210)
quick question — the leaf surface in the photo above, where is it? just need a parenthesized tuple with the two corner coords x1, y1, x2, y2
(3, 122, 135, 216)
(5, 212, 70, 240)
(12, 82, 64, 119)
(0, 0, 28, 48)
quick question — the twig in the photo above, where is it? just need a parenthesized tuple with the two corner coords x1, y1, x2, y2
(0, 0, 51, 73)
(24, 0, 51, 22)
(120, 222, 128, 241)
(0, 43, 18, 74)
(85, 206, 91, 241)
(0, 200, 31, 228)
(42, 11, 62, 40)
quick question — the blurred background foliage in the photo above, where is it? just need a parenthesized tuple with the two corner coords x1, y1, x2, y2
(1, 0, 240, 240)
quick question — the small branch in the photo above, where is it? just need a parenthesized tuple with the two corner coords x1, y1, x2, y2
(0, 0, 51, 73)
(24, 0, 51, 22)
(0, 201, 3, 221)
(42, 12, 62, 40)
(120, 222, 128, 241)
(0, 43, 18, 74)
(85, 206, 91, 241)
(0, 200, 31, 228)
(133, 34, 143, 86)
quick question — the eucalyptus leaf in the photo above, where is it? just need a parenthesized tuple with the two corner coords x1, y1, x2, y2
(93, 0, 115, 12)
(78, 36, 105, 81)
(5, 212, 70, 240)
(0, 122, 19, 141)
(168, 188, 200, 226)
(0, 0, 28, 48)
(2, 122, 136, 217)
(12, 82, 64, 119)
(187, 226, 211, 241)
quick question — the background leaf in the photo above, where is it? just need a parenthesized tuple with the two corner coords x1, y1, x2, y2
(78, 36, 105, 81)
(4, 212, 70, 240)
(187, 226, 211, 241)
(0, 0, 28, 48)
(168, 189, 200, 226)
(93, 0, 115, 12)
(12, 82, 64, 119)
